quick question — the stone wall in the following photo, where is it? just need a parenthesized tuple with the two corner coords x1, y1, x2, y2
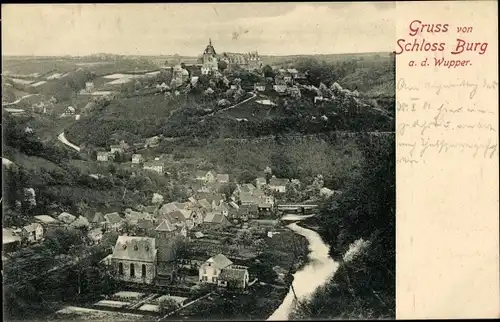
(112, 259, 156, 284)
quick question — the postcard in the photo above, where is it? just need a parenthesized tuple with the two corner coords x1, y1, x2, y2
(1, 2, 498, 320)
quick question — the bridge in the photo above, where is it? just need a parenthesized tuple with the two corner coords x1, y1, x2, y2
(277, 204, 319, 212)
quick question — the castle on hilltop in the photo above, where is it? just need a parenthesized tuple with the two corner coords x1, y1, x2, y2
(200, 39, 263, 74)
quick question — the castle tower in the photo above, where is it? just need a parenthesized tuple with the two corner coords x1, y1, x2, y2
(201, 38, 219, 75)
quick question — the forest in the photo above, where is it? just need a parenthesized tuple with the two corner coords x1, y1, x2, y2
(291, 133, 395, 319)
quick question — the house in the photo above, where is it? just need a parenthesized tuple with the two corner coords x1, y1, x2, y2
(97, 151, 112, 162)
(110, 145, 124, 154)
(196, 170, 216, 183)
(87, 228, 103, 245)
(136, 219, 155, 233)
(195, 192, 225, 206)
(320, 187, 335, 198)
(213, 202, 230, 217)
(254, 83, 266, 92)
(144, 136, 160, 148)
(57, 212, 77, 225)
(164, 210, 187, 227)
(203, 212, 231, 228)
(125, 211, 152, 225)
(255, 177, 267, 189)
(199, 253, 233, 284)
(70, 216, 90, 229)
(158, 202, 183, 217)
(90, 212, 106, 228)
(175, 209, 197, 230)
(85, 81, 95, 92)
(198, 198, 212, 211)
(258, 203, 273, 212)
(239, 204, 259, 219)
(22, 223, 44, 243)
(132, 154, 143, 164)
(229, 207, 249, 223)
(216, 173, 229, 183)
(287, 68, 299, 78)
(268, 176, 289, 193)
(288, 86, 301, 99)
(194, 231, 205, 239)
(143, 161, 164, 174)
(111, 236, 157, 284)
(218, 266, 250, 290)
(104, 212, 123, 231)
(64, 106, 76, 115)
(239, 192, 261, 206)
(34, 215, 59, 226)
(3, 228, 22, 251)
(273, 84, 288, 93)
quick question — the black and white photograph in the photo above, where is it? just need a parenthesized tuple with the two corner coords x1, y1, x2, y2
(2, 3, 395, 321)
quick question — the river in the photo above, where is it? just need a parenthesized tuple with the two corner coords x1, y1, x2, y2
(267, 222, 339, 320)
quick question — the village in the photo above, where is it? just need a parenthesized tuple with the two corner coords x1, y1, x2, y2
(3, 20, 394, 320)
(3, 159, 329, 320)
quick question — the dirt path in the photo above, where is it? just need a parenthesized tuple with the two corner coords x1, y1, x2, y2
(58, 132, 81, 152)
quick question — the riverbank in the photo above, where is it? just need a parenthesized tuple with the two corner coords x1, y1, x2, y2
(268, 223, 339, 320)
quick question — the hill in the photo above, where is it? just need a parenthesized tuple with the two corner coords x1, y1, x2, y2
(1, 114, 179, 227)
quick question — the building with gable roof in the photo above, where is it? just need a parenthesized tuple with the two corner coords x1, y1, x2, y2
(199, 253, 233, 284)
(104, 212, 123, 231)
(111, 236, 157, 284)
(57, 212, 77, 225)
(218, 266, 250, 290)
(216, 173, 229, 183)
(268, 175, 289, 193)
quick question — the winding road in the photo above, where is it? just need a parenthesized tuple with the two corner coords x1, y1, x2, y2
(2, 94, 40, 107)
(58, 132, 81, 152)
(208, 92, 257, 117)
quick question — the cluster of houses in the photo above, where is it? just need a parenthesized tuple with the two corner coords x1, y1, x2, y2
(97, 142, 128, 162)
(2, 212, 105, 253)
(100, 172, 291, 290)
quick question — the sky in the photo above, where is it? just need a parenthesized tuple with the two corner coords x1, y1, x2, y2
(2, 3, 395, 56)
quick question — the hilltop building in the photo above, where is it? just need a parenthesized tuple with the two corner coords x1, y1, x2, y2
(199, 39, 263, 74)
(201, 38, 219, 75)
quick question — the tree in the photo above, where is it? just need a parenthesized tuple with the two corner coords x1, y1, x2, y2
(219, 182, 237, 200)
(263, 65, 274, 78)
(152, 193, 164, 205)
(253, 238, 267, 252)
(238, 170, 257, 184)
(218, 60, 228, 72)
(235, 229, 253, 248)
(158, 296, 181, 315)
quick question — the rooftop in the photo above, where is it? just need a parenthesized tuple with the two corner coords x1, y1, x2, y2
(104, 212, 122, 224)
(155, 219, 176, 232)
(205, 253, 233, 270)
(34, 215, 58, 224)
(219, 266, 248, 282)
(269, 177, 290, 186)
(112, 236, 156, 262)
